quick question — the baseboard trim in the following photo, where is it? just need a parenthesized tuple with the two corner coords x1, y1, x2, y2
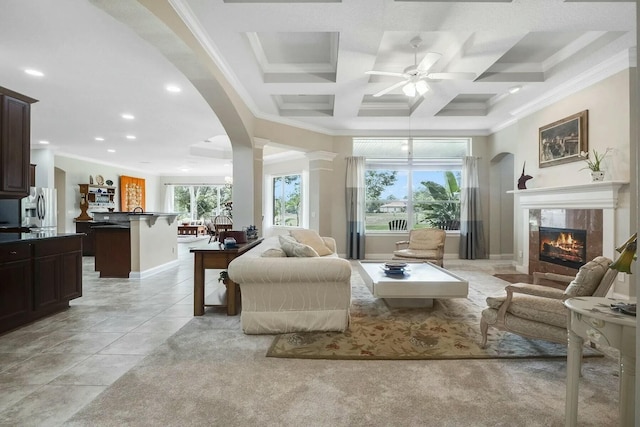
(129, 259, 180, 279)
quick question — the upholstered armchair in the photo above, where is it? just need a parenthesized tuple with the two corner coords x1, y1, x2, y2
(393, 228, 446, 267)
(480, 256, 617, 348)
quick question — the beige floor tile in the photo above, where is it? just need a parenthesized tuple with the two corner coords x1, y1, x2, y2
(0, 385, 105, 426)
(98, 332, 173, 355)
(0, 384, 42, 413)
(86, 315, 150, 333)
(0, 353, 90, 385)
(132, 316, 191, 334)
(49, 354, 145, 386)
(42, 332, 124, 354)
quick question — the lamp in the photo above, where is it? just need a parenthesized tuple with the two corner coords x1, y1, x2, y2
(609, 232, 638, 274)
(402, 79, 429, 97)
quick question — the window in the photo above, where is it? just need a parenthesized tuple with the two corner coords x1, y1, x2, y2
(354, 138, 468, 232)
(272, 174, 302, 226)
(172, 184, 232, 221)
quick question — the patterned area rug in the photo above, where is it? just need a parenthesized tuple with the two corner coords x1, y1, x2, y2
(267, 269, 599, 360)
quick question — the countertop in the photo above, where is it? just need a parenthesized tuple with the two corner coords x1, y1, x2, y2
(0, 232, 83, 244)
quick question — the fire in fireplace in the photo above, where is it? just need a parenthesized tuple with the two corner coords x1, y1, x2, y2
(539, 226, 587, 269)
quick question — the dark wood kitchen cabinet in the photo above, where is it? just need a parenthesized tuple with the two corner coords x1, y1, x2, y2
(0, 235, 83, 335)
(0, 87, 38, 198)
(33, 237, 83, 314)
(0, 243, 32, 333)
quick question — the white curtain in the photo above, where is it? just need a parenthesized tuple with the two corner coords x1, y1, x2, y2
(346, 156, 366, 259)
(459, 156, 486, 259)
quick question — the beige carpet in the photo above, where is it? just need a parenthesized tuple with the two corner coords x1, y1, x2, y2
(65, 267, 620, 427)
(267, 272, 599, 360)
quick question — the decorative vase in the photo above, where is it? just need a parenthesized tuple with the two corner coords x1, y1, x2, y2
(590, 171, 605, 182)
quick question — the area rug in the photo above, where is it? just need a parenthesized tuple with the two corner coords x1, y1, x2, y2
(267, 269, 600, 360)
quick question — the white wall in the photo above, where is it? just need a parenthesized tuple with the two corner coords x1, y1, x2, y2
(54, 155, 161, 233)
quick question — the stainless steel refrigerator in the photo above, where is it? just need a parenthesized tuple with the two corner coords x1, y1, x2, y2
(21, 187, 57, 231)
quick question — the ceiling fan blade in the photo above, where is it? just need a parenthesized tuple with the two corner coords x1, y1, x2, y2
(426, 72, 476, 80)
(372, 80, 408, 97)
(365, 71, 406, 78)
(416, 52, 442, 72)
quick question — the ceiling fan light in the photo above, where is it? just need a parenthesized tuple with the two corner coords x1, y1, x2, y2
(415, 80, 429, 95)
(402, 83, 416, 97)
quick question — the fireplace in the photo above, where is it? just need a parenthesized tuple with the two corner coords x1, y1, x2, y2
(539, 226, 587, 269)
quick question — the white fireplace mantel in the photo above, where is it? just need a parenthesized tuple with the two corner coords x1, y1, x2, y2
(508, 181, 628, 209)
(509, 181, 629, 276)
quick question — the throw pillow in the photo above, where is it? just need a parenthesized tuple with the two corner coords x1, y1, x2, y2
(288, 229, 333, 256)
(278, 235, 319, 257)
(564, 256, 611, 297)
(261, 248, 287, 257)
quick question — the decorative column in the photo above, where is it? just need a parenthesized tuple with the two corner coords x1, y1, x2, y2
(232, 144, 255, 229)
(306, 151, 337, 236)
(252, 139, 266, 233)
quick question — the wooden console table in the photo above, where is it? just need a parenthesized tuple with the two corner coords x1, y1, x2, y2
(564, 297, 636, 427)
(190, 239, 262, 316)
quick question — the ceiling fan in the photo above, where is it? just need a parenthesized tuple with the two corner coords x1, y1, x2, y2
(366, 36, 476, 98)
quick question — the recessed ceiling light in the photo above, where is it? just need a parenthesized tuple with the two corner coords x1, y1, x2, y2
(95, 137, 104, 141)
(126, 135, 136, 140)
(24, 69, 44, 77)
(166, 85, 181, 93)
(121, 113, 135, 120)
(508, 86, 522, 94)
(223, 163, 231, 167)
(180, 168, 190, 172)
(107, 149, 116, 153)
(39, 140, 50, 145)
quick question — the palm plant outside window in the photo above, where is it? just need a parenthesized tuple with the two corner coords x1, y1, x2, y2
(353, 138, 468, 232)
(272, 174, 302, 226)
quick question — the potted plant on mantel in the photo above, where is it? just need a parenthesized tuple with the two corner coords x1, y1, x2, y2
(579, 148, 611, 182)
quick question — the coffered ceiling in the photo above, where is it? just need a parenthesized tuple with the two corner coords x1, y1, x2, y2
(0, 0, 636, 176)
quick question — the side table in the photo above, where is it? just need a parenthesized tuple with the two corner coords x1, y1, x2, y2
(190, 238, 263, 316)
(564, 297, 636, 427)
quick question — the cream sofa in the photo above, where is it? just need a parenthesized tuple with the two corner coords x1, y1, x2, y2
(227, 234, 352, 334)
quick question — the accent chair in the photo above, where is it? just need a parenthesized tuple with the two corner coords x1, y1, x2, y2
(393, 228, 446, 267)
(480, 256, 617, 348)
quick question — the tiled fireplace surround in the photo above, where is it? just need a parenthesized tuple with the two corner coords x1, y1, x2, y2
(512, 181, 628, 279)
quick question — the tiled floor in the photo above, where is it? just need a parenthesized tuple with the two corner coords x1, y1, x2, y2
(0, 237, 223, 426)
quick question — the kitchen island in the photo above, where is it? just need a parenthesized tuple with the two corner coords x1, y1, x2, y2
(92, 212, 179, 278)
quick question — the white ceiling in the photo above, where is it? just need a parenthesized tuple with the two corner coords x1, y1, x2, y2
(0, 0, 636, 176)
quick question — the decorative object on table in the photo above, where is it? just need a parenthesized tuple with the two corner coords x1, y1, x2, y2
(105, 179, 113, 186)
(382, 261, 408, 276)
(609, 232, 637, 274)
(539, 110, 588, 168)
(578, 147, 611, 182)
(95, 174, 104, 185)
(219, 230, 247, 244)
(244, 225, 258, 240)
(120, 175, 146, 212)
(610, 302, 636, 316)
(89, 175, 94, 184)
(517, 162, 533, 189)
(223, 237, 237, 249)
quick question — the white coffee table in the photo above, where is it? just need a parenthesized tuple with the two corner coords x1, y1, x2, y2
(357, 261, 468, 308)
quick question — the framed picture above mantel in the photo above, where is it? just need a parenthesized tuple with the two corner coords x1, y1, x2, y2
(539, 110, 588, 168)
